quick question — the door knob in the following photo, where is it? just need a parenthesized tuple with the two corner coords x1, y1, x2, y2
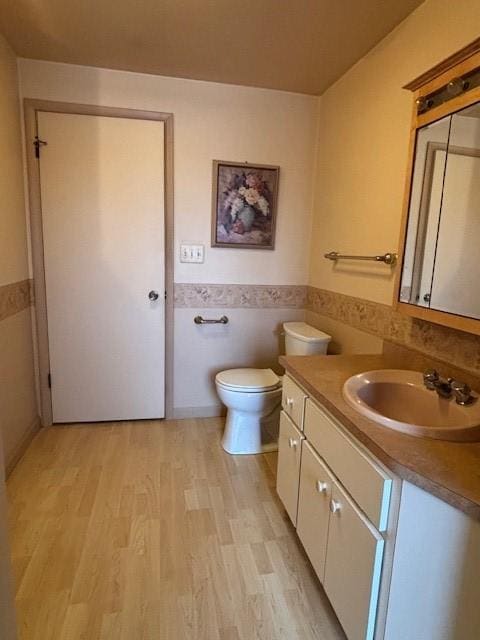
(288, 437, 298, 449)
(148, 290, 159, 301)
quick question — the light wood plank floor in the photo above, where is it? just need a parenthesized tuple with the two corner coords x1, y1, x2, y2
(7, 418, 345, 639)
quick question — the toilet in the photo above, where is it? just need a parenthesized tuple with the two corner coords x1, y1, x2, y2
(216, 322, 331, 454)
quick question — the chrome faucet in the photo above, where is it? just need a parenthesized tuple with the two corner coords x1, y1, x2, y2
(450, 379, 477, 406)
(423, 369, 440, 391)
(423, 369, 477, 405)
(423, 369, 452, 399)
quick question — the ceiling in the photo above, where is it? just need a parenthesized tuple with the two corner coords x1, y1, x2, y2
(0, 0, 424, 95)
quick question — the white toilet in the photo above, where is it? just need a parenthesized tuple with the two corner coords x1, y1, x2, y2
(216, 322, 331, 455)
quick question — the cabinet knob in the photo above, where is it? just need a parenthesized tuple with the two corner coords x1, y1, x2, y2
(288, 437, 298, 449)
(329, 499, 341, 514)
(316, 480, 328, 494)
(286, 397, 294, 407)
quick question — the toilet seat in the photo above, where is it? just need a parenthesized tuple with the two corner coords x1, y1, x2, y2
(215, 368, 281, 393)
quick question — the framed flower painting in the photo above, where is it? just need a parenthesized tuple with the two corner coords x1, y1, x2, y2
(211, 160, 279, 249)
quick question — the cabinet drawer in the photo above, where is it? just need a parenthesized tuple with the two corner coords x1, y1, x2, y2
(282, 375, 307, 429)
(304, 399, 391, 531)
(297, 441, 334, 583)
(276, 411, 304, 526)
(324, 480, 384, 640)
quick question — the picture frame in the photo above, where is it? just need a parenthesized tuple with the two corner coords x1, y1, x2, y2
(211, 160, 279, 250)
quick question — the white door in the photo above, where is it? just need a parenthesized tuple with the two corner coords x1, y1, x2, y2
(38, 112, 165, 422)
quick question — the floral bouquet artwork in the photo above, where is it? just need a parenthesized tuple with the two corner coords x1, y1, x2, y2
(212, 161, 279, 249)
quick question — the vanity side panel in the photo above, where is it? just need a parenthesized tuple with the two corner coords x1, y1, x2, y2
(385, 481, 480, 640)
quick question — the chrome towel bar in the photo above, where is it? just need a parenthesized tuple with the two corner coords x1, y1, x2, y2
(194, 315, 229, 325)
(324, 251, 397, 266)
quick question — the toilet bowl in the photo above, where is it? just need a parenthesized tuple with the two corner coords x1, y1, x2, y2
(215, 369, 282, 455)
(216, 322, 332, 455)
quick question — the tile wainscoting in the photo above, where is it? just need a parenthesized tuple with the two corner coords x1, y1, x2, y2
(174, 283, 307, 309)
(307, 286, 480, 376)
(0, 279, 33, 322)
(4, 279, 478, 376)
(6, 280, 480, 422)
(173, 283, 480, 376)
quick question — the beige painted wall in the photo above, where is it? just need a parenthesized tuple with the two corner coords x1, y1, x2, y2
(17, 1, 480, 412)
(19, 59, 318, 286)
(0, 35, 37, 467)
(309, 0, 480, 306)
(0, 36, 29, 286)
(18, 60, 318, 413)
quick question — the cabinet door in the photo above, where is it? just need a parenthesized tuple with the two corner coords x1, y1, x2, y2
(297, 441, 334, 582)
(282, 375, 307, 429)
(276, 411, 304, 525)
(324, 482, 384, 640)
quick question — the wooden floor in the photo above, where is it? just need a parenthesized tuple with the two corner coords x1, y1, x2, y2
(7, 418, 345, 639)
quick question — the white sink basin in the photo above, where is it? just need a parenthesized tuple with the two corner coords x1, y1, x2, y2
(343, 369, 480, 441)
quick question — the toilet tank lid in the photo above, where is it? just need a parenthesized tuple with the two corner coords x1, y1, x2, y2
(283, 322, 331, 343)
(216, 368, 281, 391)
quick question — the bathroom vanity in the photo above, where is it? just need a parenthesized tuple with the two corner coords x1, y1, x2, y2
(277, 354, 480, 640)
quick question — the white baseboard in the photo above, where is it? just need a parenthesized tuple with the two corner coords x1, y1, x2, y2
(172, 404, 226, 419)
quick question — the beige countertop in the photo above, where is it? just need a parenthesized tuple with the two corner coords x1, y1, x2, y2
(279, 353, 480, 519)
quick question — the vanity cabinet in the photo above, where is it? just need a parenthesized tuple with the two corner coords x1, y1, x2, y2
(278, 368, 480, 640)
(277, 375, 394, 640)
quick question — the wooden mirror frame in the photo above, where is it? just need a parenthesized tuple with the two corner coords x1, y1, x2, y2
(393, 38, 480, 335)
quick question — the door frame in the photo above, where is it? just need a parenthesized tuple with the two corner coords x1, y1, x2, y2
(24, 99, 174, 425)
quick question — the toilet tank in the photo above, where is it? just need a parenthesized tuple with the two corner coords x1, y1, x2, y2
(283, 322, 331, 356)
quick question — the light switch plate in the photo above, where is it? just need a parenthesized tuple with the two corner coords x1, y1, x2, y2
(180, 244, 205, 263)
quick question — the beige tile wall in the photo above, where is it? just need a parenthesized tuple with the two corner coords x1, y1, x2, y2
(0, 280, 33, 322)
(175, 282, 480, 389)
(174, 283, 307, 308)
(307, 286, 480, 377)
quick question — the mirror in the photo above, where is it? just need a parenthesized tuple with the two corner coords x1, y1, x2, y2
(400, 101, 480, 320)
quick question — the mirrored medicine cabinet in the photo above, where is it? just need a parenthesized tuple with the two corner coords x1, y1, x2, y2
(395, 39, 480, 335)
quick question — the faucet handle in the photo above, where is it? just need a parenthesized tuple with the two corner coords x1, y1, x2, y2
(450, 379, 467, 390)
(450, 380, 476, 405)
(423, 369, 439, 390)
